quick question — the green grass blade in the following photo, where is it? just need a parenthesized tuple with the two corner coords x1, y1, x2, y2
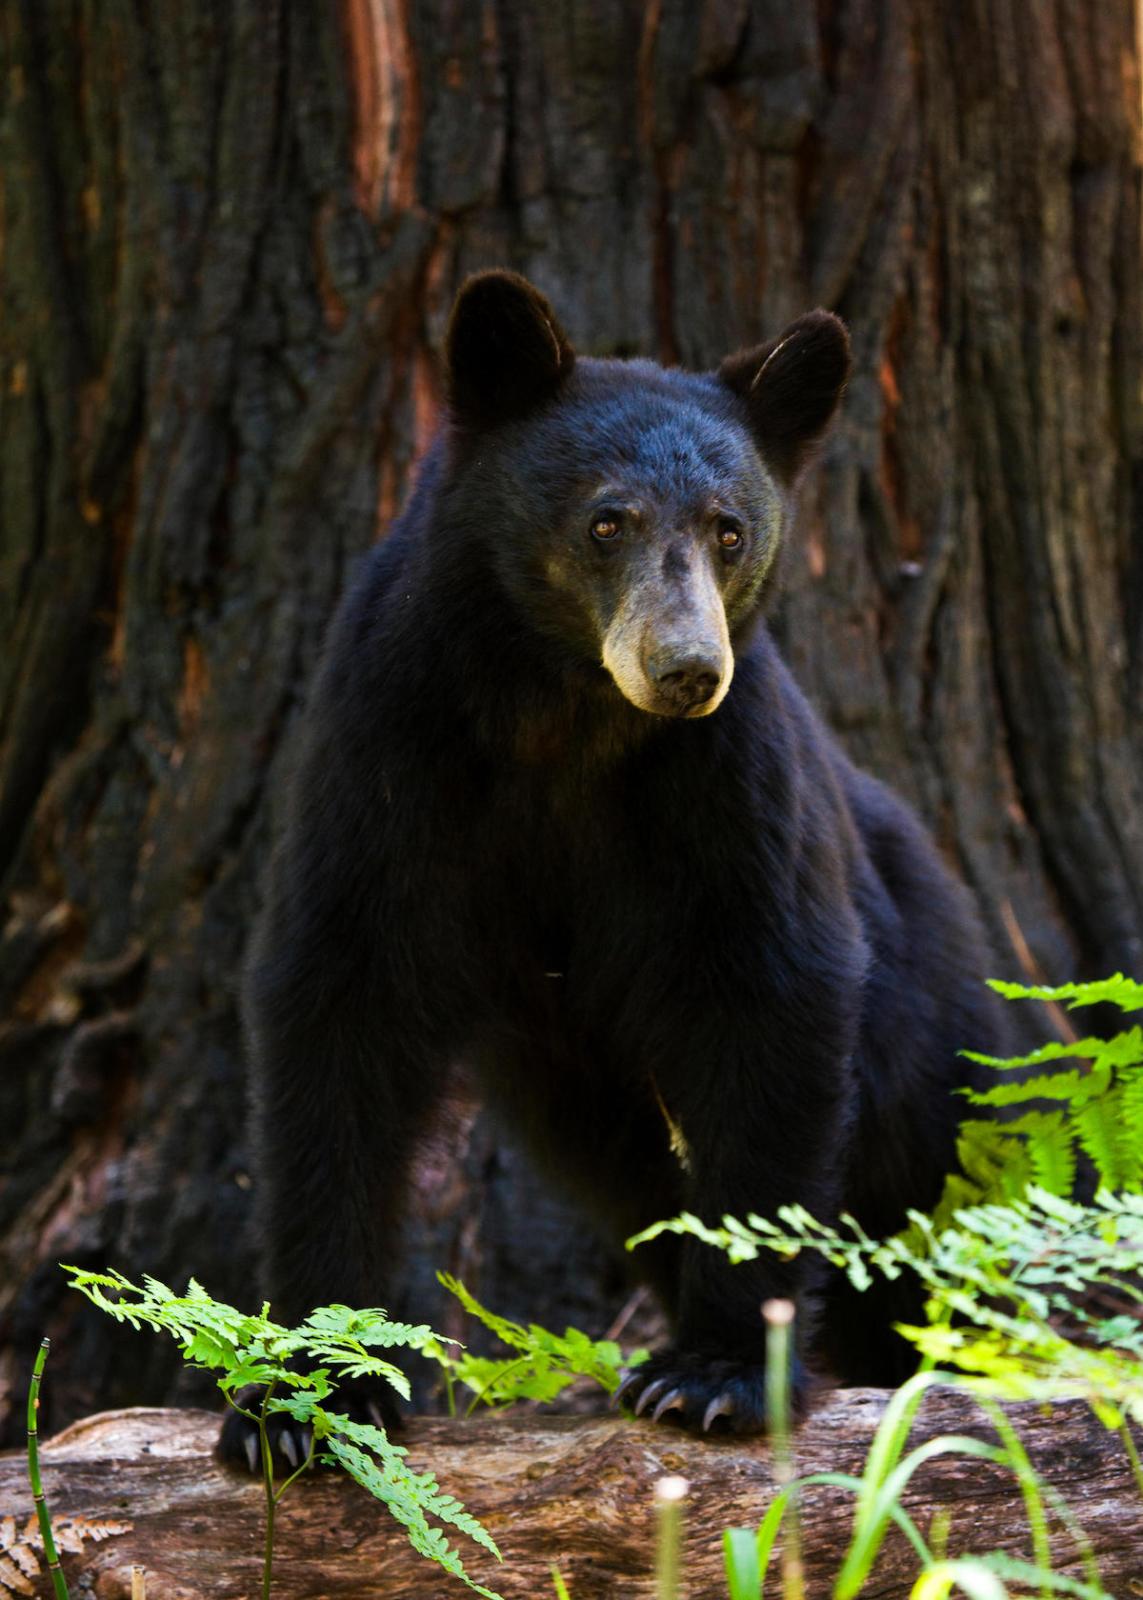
(980, 1403, 1051, 1596)
(1118, 1420, 1143, 1499)
(723, 1528, 760, 1600)
(755, 1470, 933, 1594)
(754, 1485, 795, 1582)
(979, 1554, 1112, 1599)
(838, 1436, 1005, 1599)
(856, 1370, 944, 1521)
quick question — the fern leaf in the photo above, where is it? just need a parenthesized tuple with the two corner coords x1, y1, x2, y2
(1073, 1099, 1132, 1190)
(960, 1064, 1110, 1107)
(322, 1430, 502, 1598)
(956, 1123, 1034, 1198)
(437, 1274, 531, 1353)
(295, 1305, 437, 1350)
(1117, 1069, 1143, 1185)
(3, 1544, 37, 1581)
(69, 1518, 131, 1544)
(988, 974, 1143, 1013)
(962, 1039, 1097, 1071)
(0, 1553, 37, 1597)
(1024, 1116, 1076, 1197)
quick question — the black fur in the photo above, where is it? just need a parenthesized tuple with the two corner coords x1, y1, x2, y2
(720, 311, 853, 483)
(447, 271, 575, 426)
(219, 273, 1001, 1462)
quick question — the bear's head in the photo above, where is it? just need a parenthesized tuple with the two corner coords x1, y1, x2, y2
(445, 271, 849, 719)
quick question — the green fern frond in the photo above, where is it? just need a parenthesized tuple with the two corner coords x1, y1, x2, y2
(963, 1039, 1103, 1072)
(1073, 1099, 1135, 1192)
(987, 975, 1143, 1013)
(63, 1268, 502, 1596)
(1120, 1069, 1143, 1156)
(430, 1273, 643, 1407)
(955, 1123, 1034, 1199)
(1024, 1116, 1076, 1196)
(952, 983, 1143, 1200)
(960, 1065, 1110, 1106)
(629, 1191, 1143, 1425)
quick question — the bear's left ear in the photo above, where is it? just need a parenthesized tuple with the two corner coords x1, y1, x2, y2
(447, 270, 576, 428)
(719, 311, 850, 485)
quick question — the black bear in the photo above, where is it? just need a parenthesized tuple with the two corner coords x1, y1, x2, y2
(221, 270, 1001, 1463)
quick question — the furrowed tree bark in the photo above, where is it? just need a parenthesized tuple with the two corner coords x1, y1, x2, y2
(1, 1, 1141, 1442)
(1, 1394, 1141, 1599)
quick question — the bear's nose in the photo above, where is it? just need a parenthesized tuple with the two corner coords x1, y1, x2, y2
(646, 650, 723, 710)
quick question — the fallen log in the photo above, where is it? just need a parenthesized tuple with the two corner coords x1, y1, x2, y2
(0, 1392, 1139, 1598)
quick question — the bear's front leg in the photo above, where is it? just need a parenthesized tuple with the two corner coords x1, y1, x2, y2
(617, 981, 860, 1435)
(216, 780, 480, 1474)
(217, 946, 451, 1471)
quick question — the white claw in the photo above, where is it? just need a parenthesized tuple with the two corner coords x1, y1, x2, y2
(612, 1371, 640, 1410)
(244, 1431, 260, 1474)
(634, 1378, 669, 1418)
(366, 1401, 387, 1432)
(280, 1429, 299, 1469)
(650, 1387, 686, 1423)
(702, 1393, 736, 1433)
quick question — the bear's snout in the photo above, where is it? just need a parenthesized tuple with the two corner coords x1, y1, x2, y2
(601, 552, 735, 718)
(645, 646, 724, 714)
(602, 592, 734, 718)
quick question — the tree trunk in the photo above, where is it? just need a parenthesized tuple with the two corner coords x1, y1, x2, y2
(1, 1394, 1140, 1598)
(1, 1, 1140, 1440)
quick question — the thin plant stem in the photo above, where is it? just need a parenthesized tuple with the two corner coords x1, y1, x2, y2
(275, 1423, 318, 1502)
(130, 1567, 147, 1600)
(1118, 1420, 1143, 1501)
(258, 1380, 278, 1600)
(654, 1475, 687, 1600)
(466, 1354, 533, 1416)
(982, 1402, 1051, 1599)
(27, 1338, 69, 1600)
(764, 1298, 804, 1600)
(1034, 1480, 1103, 1592)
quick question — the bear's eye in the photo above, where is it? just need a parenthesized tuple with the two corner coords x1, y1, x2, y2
(717, 520, 744, 550)
(590, 514, 622, 542)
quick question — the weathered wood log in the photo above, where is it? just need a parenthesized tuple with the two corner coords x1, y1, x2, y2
(1, 1393, 1139, 1599)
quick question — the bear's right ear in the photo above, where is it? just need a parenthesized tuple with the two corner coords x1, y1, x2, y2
(446, 271, 576, 428)
(719, 311, 850, 485)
